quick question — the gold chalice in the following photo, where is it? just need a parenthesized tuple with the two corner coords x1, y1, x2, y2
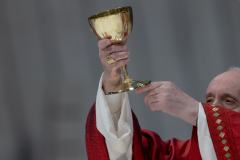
(88, 6, 151, 94)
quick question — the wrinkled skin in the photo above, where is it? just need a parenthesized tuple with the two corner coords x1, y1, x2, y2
(136, 81, 199, 126)
(206, 70, 240, 113)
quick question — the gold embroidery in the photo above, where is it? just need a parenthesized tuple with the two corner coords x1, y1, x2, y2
(213, 112, 220, 117)
(225, 152, 231, 158)
(223, 146, 229, 152)
(219, 132, 225, 138)
(221, 139, 227, 145)
(217, 125, 224, 131)
(216, 118, 222, 124)
(211, 105, 232, 159)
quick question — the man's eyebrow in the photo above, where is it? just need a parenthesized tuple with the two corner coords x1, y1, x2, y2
(205, 92, 238, 100)
(222, 93, 237, 100)
(205, 92, 213, 98)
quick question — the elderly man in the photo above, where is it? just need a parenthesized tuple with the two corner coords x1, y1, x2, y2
(85, 38, 240, 160)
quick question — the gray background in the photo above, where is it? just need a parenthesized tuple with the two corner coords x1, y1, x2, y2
(0, 0, 240, 159)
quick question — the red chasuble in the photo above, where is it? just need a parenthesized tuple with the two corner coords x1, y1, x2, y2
(85, 103, 240, 160)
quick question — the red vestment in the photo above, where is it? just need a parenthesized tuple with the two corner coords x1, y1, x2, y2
(85, 103, 240, 160)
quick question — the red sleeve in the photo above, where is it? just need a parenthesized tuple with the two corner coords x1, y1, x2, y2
(85, 103, 110, 160)
(131, 111, 201, 160)
(202, 103, 240, 160)
(85, 103, 202, 160)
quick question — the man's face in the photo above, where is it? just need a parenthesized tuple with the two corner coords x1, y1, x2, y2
(206, 70, 240, 113)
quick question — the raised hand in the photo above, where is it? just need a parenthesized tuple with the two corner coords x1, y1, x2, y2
(98, 36, 130, 94)
(136, 81, 199, 126)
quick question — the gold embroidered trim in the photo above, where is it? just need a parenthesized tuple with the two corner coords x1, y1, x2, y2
(212, 107, 219, 112)
(221, 139, 227, 145)
(219, 132, 225, 138)
(217, 125, 224, 131)
(225, 152, 231, 158)
(223, 146, 230, 152)
(213, 112, 220, 117)
(211, 105, 231, 159)
(216, 118, 222, 124)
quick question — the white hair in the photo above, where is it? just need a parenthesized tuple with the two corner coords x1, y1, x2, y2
(228, 66, 240, 71)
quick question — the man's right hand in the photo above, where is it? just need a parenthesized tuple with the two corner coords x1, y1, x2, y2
(98, 37, 130, 94)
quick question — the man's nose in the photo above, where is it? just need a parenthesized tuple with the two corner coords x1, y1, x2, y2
(212, 99, 222, 107)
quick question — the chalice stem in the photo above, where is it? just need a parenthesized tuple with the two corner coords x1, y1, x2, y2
(121, 65, 132, 83)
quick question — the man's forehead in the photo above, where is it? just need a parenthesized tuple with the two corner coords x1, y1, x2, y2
(219, 70, 240, 79)
(212, 71, 240, 84)
(207, 70, 240, 95)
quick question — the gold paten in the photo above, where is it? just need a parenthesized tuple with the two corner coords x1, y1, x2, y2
(88, 6, 151, 94)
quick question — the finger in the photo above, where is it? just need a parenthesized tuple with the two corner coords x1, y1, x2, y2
(136, 82, 164, 94)
(144, 92, 155, 104)
(145, 85, 162, 97)
(103, 45, 127, 55)
(149, 103, 160, 112)
(136, 84, 151, 94)
(144, 93, 156, 107)
(145, 94, 162, 111)
(136, 82, 156, 94)
(115, 57, 130, 68)
(99, 45, 127, 59)
(98, 37, 112, 50)
(144, 93, 149, 106)
(149, 94, 160, 104)
(111, 51, 130, 61)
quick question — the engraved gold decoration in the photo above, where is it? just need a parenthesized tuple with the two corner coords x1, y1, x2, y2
(88, 6, 151, 94)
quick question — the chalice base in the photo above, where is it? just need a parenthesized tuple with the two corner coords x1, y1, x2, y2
(107, 80, 151, 95)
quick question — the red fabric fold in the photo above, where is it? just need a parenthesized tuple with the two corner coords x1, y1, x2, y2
(85, 103, 109, 160)
(202, 103, 240, 160)
(85, 103, 202, 159)
(85, 103, 240, 159)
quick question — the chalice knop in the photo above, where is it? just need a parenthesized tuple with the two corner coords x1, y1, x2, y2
(88, 6, 151, 94)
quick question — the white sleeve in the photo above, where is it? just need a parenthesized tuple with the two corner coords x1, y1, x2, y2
(96, 73, 133, 160)
(197, 103, 217, 160)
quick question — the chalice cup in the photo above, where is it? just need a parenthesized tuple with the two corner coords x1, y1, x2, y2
(88, 6, 151, 94)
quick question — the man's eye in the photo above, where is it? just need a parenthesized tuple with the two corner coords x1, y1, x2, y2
(225, 97, 235, 104)
(206, 97, 214, 103)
